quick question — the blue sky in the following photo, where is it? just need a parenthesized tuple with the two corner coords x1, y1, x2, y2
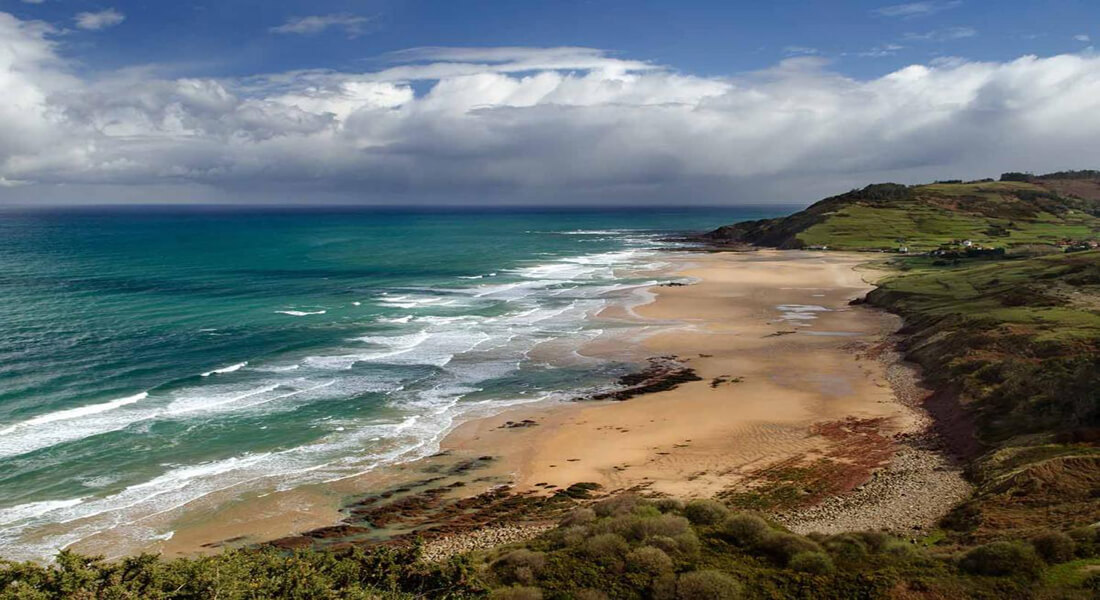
(8, 0, 1093, 79)
(0, 1, 1098, 205)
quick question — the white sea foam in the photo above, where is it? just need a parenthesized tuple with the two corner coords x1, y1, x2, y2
(377, 315, 413, 324)
(0, 498, 85, 527)
(275, 309, 327, 316)
(259, 364, 300, 372)
(164, 383, 284, 415)
(201, 362, 248, 377)
(0, 392, 148, 436)
(0, 377, 363, 460)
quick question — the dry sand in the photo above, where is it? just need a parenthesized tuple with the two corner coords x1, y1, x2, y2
(148, 249, 968, 558)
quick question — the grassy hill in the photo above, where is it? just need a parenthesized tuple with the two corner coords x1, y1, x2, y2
(705, 174, 1100, 251)
(863, 251, 1100, 547)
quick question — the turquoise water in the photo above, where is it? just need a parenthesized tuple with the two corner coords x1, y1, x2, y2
(0, 206, 783, 559)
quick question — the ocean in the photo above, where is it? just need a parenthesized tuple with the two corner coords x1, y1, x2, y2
(0, 206, 787, 561)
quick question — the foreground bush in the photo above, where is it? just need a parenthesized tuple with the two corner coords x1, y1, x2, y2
(0, 546, 477, 599)
(718, 514, 770, 547)
(1030, 530, 1076, 563)
(682, 499, 729, 526)
(675, 570, 741, 600)
(959, 541, 1044, 578)
(8, 494, 1099, 598)
(788, 551, 835, 574)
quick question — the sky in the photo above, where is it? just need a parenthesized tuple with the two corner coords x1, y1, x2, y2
(0, 0, 1098, 206)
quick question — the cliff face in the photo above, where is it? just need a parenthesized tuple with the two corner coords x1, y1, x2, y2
(705, 175, 1100, 251)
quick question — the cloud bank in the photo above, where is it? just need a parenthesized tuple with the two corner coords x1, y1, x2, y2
(2, 11, 1100, 205)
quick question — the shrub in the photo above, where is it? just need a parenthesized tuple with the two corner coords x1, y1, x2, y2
(492, 550, 547, 586)
(789, 551, 836, 575)
(853, 531, 892, 553)
(683, 499, 730, 526)
(655, 498, 684, 513)
(940, 502, 982, 533)
(593, 515, 642, 539)
(882, 540, 916, 559)
(676, 570, 742, 600)
(648, 531, 702, 560)
(490, 586, 544, 600)
(593, 513, 686, 541)
(647, 535, 680, 556)
(574, 590, 610, 600)
(823, 534, 869, 562)
(719, 514, 770, 547)
(626, 546, 674, 575)
(1030, 531, 1076, 563)
(594, 494, 647, 517)
(633, 504, 663, 519)
(1068, 526, 1099, 557)
(759, 533, 822, 566)
(551, 525, 590, 548)
(959, 541, 1044, 579)
(560, 507, 596, 528)
(674, 532, 702, 558)
(633, 515, 691, 541)
(583, 534, 630, 565)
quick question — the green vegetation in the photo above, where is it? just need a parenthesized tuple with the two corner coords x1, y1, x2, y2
(0, 545, 475, 599)
(864, 250, 1100, 542)
(705, 174, 1100, 251)
(7, 495, 1098, 598)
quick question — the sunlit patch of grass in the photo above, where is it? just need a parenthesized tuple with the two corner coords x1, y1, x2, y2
(1042, 558, 1100, 588)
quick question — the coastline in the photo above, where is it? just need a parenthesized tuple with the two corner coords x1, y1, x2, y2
(121, 249, 967, 559)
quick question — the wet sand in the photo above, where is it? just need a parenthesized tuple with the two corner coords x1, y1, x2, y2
(139, 249, 963, 557)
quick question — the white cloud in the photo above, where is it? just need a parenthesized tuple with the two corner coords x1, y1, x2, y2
(2, 11, 1100, 204)
(270, 14, 370, 37)
(21, 0, 46, 4)
(1075, 34, 1091, 43)
(783, 46, 821, 56)
(74, 8, 124, 31)
(855, 44, 905, 57)
(873, 1, 962, 18)
(904, 26, 977, 42)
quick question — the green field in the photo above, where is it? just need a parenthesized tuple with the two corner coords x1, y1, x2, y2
(876, 250, 1100, 341)
(704, 176, 1100, 252)
(796, 182, 1100, 251)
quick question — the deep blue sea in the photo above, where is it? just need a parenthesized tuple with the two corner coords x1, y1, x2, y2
(0, 206, 786, 560)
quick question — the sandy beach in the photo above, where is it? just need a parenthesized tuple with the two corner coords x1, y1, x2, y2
(443, 251, 967, 518)
(142, 249, 968, 558)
